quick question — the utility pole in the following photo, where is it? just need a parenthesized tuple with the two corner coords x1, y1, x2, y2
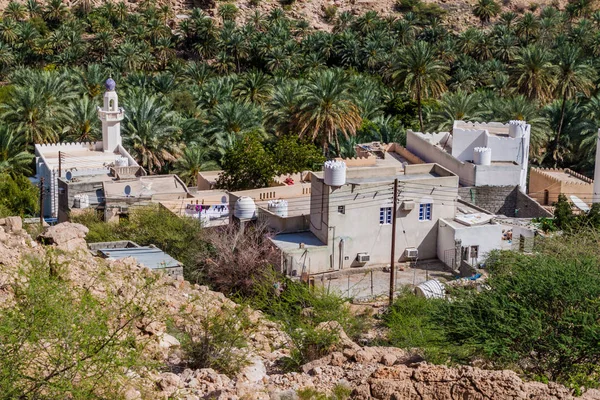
(389, 178, 398, 306)
(58, 151, 62, 178)
(39, 177, 45, 226)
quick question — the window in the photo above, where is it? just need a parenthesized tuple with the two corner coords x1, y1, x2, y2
(338, 205, 345, 214)
(379, 207, 392, 225)
(418, 203, 432, 221)
(109, 99, 115, 111)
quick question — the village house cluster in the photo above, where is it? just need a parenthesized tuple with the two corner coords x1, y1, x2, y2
(32, 79, 600, 289)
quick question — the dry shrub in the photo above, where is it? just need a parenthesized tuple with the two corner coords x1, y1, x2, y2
(197, 222, 281, 296)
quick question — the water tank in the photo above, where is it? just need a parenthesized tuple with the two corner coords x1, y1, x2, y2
(323, 160, 347, 186)
(268, 199, 288, 217)
(473, 147, 492, 166)
(234, 196, 256, 219)
(508, 120, 529, 138)
(115, 156, 128, 167)
(414, 279, 445, 299)
(73, 194, 90, 209)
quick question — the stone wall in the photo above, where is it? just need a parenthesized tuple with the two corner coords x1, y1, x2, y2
(458, 186, 518, 216)
(516, 190, 553, 218)
(458, 185, 551, 218)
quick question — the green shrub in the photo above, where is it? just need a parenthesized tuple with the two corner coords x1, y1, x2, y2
(248, 277, 370, 370)
(0, 174, 39, 218)
(396, 0, 421, 12)
(323, 5, 338, 22)
(179, 305, 252, 377)
(0, 254, 157, 398)
(72, 206, 209, 283)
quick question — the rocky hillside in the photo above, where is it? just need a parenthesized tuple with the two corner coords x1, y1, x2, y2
(0, 217, 599, 399)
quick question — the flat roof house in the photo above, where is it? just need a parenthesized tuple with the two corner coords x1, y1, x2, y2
(35, 78, 139, 218)
(406, 120, 530, 192)
(529, 167, 594, 210)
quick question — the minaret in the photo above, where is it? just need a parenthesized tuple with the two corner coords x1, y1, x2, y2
(593, 129, 600, 204)
(97, 78, 124, 153)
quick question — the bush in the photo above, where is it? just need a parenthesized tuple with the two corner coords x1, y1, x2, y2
(396, 0, 421, 12)
(72, 206, 209, 283)
(0, 254, 157, 398)
(195, 223, 281, 295)
(179, 305, 252, 377)
(0, 174, 39, 218)
(248, 277, 370, 370)
(323, 5, 338, 22)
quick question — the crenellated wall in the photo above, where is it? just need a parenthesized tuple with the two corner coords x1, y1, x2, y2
(529, 167, 593, 206)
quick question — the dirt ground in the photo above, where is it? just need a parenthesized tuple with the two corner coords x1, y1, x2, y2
(313, 259, 455, 299)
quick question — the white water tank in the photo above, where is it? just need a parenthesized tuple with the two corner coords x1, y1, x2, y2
(508, 120, 529, 138)
(115, 156, 128, 167)
(415, 279, 445, 299)
(268, 199, 288, 217)
(323, 160, 346, 186)
(73, 194, 90, 209)
(234, 196, 256, 219)
(473, 147, 492, 166)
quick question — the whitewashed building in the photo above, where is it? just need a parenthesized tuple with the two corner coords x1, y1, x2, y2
(34, 78, 139, 217)
(407, 120, 531, 192)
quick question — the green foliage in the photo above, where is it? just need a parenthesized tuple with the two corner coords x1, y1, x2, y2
(323, 5, 338, 22)
(248, 277, 370, 370)
(0, 173, 38, 217)
(71, 206, 208, 283)
(216, 131, 276, 191)
(271, 135, 325, 176)
(0, 254, 156, 398)
(439, 245, 600, 387)
(179, 305, 252, 377)
(297, 384, 351, 400)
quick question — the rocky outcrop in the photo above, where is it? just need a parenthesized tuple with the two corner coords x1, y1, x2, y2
(38, 222, 89, 251)
(1, 220, 599, 400)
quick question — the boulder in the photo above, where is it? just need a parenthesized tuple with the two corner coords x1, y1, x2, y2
(4, 217, 22, 233)
(159, 333, 181, 349)
(38, 222, 89, 251)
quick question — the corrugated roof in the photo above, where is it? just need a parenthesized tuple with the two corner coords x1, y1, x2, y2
(98, 246, 182, 269)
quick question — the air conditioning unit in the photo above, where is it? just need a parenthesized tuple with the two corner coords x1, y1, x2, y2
(356, 253, 370, 263)
(405, 248, 418, 259)
(118, 206, 129, 213)
(401, 200, 415, 210)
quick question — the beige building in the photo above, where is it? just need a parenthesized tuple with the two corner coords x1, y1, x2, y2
(528, 168, 593, 208)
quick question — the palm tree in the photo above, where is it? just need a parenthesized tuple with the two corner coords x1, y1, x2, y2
(510, 45, 557, 102)
(0, 124, 34, 176)
(516, 12, 539, 45)
(295, 69, 362, 155)
(543, 100, 593, 166)
(473, 0, 500, 27)
(551, 46, 596, 165)
(122, 92, 181, 173)
(233, 70, 273, 105)
(427, 91, 483, 132)
(173, 145, 219, 186)
(265, 80, 303, 135)
(391, 41, 449, 131)
(4, 2, 27, 21)
(1, 77, 74, 145)
(218, 3, 238, 22)
(64, 96, 101, 143)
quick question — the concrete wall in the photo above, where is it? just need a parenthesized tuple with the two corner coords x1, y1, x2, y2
(310, 172, 458, 272)
(451, 129, 486, 161)
(257, 208, 309, 233)
(407, 131, 477, 187)
(437, 219, 503, 267)
(529, 168, 593, 206)
(474, 164, 522, 187)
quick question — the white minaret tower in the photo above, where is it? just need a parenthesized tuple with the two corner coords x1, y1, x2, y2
(593, 129, 600, 204)
(97, 78, 124, 153)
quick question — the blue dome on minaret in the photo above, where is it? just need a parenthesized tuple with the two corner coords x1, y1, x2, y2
(105, 78, 116, 91)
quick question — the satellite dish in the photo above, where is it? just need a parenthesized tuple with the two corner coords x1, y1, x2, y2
(221, 196, 227, 204)
(570, 195, 590, 212)
(65, 171, 73, 181)
(124, 185, 132, 196)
